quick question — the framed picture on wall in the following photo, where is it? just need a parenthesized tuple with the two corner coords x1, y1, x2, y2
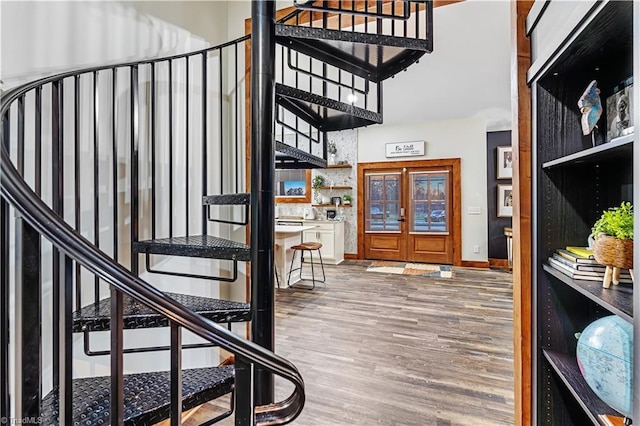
(496, 146, 513, 179)
(497, 184, 513, 217)
(605, 81, 634, 142)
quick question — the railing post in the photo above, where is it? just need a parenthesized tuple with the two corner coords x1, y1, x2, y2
(110, 287, 124, 425)
(1, 111, 11, 420)
(234, 355, 253, 426)
(58, 255, 73, 425)
(250, 0, 276, 406)
(14, 218, 42, 419)
(170, 322, 183, 425)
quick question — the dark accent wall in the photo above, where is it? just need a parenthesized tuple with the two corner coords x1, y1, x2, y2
(487, 131, 512, 259)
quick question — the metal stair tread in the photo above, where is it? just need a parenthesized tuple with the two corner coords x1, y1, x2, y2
(202, 193, 250, 206)
(133, 235, 250, 261)
(275, 141, 327, 169)
(73, 292, 251, 332)
(40, 365, 234, 425)
(275, 83, 382, 132)
(276, 24, 430, 82)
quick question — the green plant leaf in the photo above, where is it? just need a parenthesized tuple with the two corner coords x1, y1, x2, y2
(591, 201, 634, 240)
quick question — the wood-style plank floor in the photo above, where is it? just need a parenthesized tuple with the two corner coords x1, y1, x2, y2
(184, 261, 514, 426)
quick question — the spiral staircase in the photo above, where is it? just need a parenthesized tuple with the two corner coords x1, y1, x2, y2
(0, 1, 434, 424)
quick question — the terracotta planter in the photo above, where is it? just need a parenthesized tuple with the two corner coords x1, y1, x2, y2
(593, 235, 634, 288)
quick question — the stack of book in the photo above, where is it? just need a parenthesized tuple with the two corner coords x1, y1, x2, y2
(547, 246, 633, 283)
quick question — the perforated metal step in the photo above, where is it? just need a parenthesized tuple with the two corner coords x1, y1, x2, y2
(41, 365, 234, 425)
(73, 292, 251, 332)
(275, 141, 327, 169)
(133, 235, 250, 261)
(276, 25, 431, 82)
(276, 83, 382, 132)
(203, 193, 250, 206)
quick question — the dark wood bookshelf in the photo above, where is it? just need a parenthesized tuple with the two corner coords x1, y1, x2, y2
(543, 264, 633, 323)
(543, 349, 624, 426)
(542, 134, 634, 169)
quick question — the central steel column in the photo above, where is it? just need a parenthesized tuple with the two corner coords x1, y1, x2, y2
(250, 0, 276, 405)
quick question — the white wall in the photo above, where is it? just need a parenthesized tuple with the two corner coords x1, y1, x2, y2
(358, 118, 489, 262)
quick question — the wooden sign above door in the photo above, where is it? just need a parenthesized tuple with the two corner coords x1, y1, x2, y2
(385, 141, 425, 158)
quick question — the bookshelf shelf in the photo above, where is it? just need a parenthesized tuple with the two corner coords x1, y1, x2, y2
(543, 349, 624, 425)
(318, 186, 352, 190)
(312, 204, 352, 208)
(542, 134, 634, 170)
(327, 164, 352, 169)
(543, 264, 633, 323)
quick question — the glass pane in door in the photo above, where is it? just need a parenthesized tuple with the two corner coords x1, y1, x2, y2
(410, 171, 449, 233)
(365, 173, 401, 232)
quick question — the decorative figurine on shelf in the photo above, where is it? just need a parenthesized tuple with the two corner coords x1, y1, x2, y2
(327, 141, 337, 165)
(578, 80, 603, 146)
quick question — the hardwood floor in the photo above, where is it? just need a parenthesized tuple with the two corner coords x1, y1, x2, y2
(185, 262, 514, 425)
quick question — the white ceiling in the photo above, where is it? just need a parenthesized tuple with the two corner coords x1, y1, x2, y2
(382, 0, 513, 129)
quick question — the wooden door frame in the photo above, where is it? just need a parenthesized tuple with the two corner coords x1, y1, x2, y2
(357, 158, 462, 266)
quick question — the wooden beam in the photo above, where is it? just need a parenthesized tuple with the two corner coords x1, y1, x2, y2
(510, 1, 533, 425)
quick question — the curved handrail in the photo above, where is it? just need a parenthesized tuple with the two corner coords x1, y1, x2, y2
(0, 34, 304, 425)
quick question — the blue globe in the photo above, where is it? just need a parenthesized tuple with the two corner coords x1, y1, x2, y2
(576, 315, 634, 418)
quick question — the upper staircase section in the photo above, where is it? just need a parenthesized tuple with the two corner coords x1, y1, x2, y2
(277, 0, 433, 82)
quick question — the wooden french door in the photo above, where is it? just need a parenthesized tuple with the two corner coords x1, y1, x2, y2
(358, 159, 461, 265)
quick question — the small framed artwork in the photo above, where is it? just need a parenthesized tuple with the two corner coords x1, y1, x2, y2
(496, 146, 513, 179)
(605, 81, 634, 142)
(497, 184, 513, 217)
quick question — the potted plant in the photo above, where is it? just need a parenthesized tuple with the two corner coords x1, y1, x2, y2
(591, 201, 634, 288)
(327, 141, 337, 165)
(312, 175, 324, 204)
(342, 194, 352, 205)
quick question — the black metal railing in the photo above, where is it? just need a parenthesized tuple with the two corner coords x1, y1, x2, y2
(0, 33, 304, 425)
(284, 0, 433, 44)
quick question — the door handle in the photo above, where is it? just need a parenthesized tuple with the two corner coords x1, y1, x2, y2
(397, 218, 405, 222)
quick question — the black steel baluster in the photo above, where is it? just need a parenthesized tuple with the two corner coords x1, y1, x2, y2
(51, 80, 63, 390)
(169, 60, 174, 238)
(110, 286, 124, 425)
(58, 255, 73, 425)
(426, 1, 433, 50)
(151, 63, 157, 240)
(74, 76, 81, 310)
(1, 113, 11, 420)
(392, 0, 396, 34)
(339, 0, 343, 30)
(185, 57, 190, 236)
(404, 0, 408, 37)
(201, 53, 208, 235)
(93, 71, 100, 304)
(235, 355, 252, 426)
(219, 52, 224, 194)
(17, 95, 25, 175)
(35, 87, 42, 197)
(377, 0, 383, 36)
(15, 217, 42, 419)
(351, 0, 355, 31)
(170, 322, 182, 425)
(0, 198, 8, 420)
(131, 66, 139, 276)
(235, 43, 239, 193)
(415, 1, 419, 39)
(112, 69, 119, 263)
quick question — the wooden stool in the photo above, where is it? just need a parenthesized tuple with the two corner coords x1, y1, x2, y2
(287, 242, 326, 289)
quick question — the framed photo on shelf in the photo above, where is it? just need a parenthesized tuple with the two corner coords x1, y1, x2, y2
(606, 81, 634, 142)
(497, 184, 513, 217)
(496, 146, 513, 179)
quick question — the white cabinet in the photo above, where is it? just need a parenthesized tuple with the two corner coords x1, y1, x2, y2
(301, 221, 344, 265)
